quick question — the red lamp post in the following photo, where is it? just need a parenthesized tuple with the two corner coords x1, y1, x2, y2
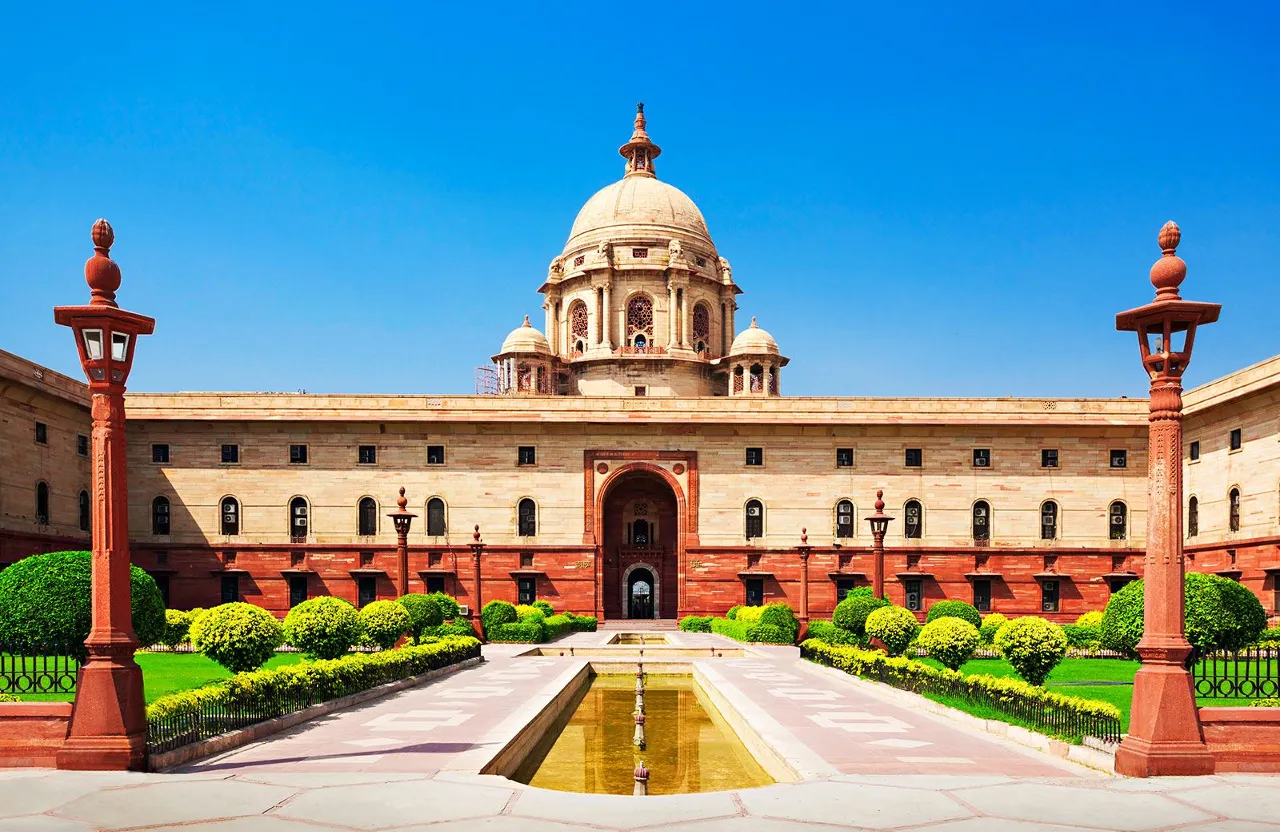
(469, 525, 485, 639)
(866, 490, 893, 600)
(388, 487, 417, 597)
(796, 528, 812, 634)
(1114, 221, 1219, 777)
(52, 220, 155, 771)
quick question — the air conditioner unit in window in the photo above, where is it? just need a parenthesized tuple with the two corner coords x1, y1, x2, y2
(294, 518, 307, 527)
(975, 458, 988, 467)
(1043, 602, 1056, 612)
(294, 506, 306, 515)
(224, 514, 236, 523)
(458, 605, 470, 617)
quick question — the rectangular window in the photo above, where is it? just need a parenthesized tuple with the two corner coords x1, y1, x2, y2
(904, 579, 923, 612)
(77, 434, 89, 456)
(221, 444, 239, 464)
(358, 445, 377, 465)
(905, 448, 923, 468)
(835, 448, 854, 468)
(288, 575, 308, 608)
(1041, 580, 1060, 613)
(220, 575, 240, 604)
(427, 445, 446, 465)
(152, 443, 170, 464)
(520, 552, 534, 568)
(357, 576, 378, 608)
(426, 575, 446, 595)
(835, 578, 859, 601)
(35, 422, 48, 444)
(1110, 449, 1127, 469)
(973, 448, 991, 468)
(745, 447, 763, 467)
(1230, 428, 1242, 451)
(518, 576, 537, 606)
(151, 574, 171, 607)
(634, 386, 647, 397)
(973, 579, 991, 612)
(289, 444, 308, 464)
(1042, 449, 1058, 468)
(1189, 440, 1200, 461)
(518, 446, 536, 466)
(744, 578, 764, 607)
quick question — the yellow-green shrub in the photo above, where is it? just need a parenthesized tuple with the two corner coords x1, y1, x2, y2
(284, 597, 362, 659)
(359, 600, 411, 650)
(190, 603, 283, 673)
(916, 617, 980, 671)
(865, 605, 919, 656)
(1075, 611, 1104, 628)
(996, 616, 1068, 686)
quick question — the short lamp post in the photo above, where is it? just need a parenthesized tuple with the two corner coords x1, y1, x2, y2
(1114, 221, 1219, 777)
(387, 487, 416, 597)
(796, 528, 812, 634)
(52, 220, 155, 770)
(866, 490, 893, 600)
(469, 525, 485, 640)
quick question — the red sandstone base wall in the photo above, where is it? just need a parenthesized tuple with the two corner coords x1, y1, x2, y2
(1200, 706, 1280, 772)
(0, 702, 72, 767)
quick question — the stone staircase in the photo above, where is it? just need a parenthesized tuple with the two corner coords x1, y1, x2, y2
(598, 618, 679, 631)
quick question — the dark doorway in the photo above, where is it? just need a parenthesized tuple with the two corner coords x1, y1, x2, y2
(518, 576, 537, 606)
(628, 568, 655, 619)
(288, 575, 308, 608)
(426, 575, 446, 595)
(745, 578, 764, 607)
(973, 579, 991, 612)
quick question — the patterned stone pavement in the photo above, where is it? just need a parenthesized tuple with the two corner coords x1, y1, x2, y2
(2, 634, 1279, 829)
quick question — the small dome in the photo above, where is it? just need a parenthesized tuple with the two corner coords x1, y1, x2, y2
(566, 176, 712, 249)
(729, 317, 780, 356)
(500, 316, 551, 355)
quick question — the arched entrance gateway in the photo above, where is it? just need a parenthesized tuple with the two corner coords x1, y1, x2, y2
(600, 468, 681, 619)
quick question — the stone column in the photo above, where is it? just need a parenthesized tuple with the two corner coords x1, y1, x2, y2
(682, 292, 692, 348)
(602, 284, 612, 349)
(667, 285, 677, 348)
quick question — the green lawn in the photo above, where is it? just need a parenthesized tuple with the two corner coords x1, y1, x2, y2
(12, 652, 307, 704)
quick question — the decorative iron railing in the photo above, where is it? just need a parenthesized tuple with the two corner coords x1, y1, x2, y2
(1192, 647, 1280, 699)
(0, 640, 81, 696)
(802, 642, 1123, 745)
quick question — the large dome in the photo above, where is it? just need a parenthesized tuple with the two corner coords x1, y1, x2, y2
(566, 176, 712, 249)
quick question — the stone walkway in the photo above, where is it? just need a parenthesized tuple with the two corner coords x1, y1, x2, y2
(3, 634, 1279, 830)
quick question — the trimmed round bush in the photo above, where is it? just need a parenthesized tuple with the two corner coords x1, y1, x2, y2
(996, 616, 1068, 685)
(283, 597, 362, 659)
(1075, 611, 1104, 628)
(481, 600, 518, 637)
(916, 617, 981, 671)
(746, 623, 793, 644)
(1101, 573, 1266, 656)
(726, 605, 744, 620)
(925, 600, 982, 630)
(680, 615, 712, 632)
(833, 593, 890, 636)
(0, 550, 165, 658)
(804, 620, 865, 646)
(399, 594, 444, 643)
(191, 602, 283, 673)
(758, 603, 799, 639)
(979, 612, 1008, 645)
(160, 609, 193, 648)
(1062, 623, 1101, 648)
(532, 600, 555, 617)
(865, 605, 920, 657)
(425, 592, 461, 620)
(360, 600, 411, 650)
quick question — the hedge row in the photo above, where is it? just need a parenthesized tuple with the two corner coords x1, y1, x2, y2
(479, 600, 595, 642)
(708, 603, 799, 644)
(801, 639, 1122, 743)
(147, 636, 482, 736)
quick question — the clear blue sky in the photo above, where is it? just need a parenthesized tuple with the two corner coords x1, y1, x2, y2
(2, 2, 1276, 397)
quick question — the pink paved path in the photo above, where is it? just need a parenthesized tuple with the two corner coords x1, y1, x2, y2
(177, 635, 1083, 779)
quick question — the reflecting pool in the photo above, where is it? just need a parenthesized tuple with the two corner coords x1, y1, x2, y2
(516, 674, 774, 795)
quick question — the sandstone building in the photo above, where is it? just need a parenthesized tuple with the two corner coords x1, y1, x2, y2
(2, 107, 1277, 624)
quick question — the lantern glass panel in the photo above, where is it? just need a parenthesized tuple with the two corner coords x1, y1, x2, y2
(110, 332, 129, 362)
(83, 329, 104, 360)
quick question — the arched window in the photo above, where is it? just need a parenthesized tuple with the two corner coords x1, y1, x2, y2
(972, 501, 990, 541)
(290, 497, 309, 539)
(79, 490, 90, 533)
(1041, 501, 1059, 540)
(750, 364, 764, 392)
(692, 303, 710, 354)
(904, 500, 922, 539)
(626, 295, 653, 346)
(633, 518, 650, 546)
(570, 301, 589, 355)
(1109, 501, 1127, 540)
(634, 334, 648, 352)
(518, 498, 537, 537)
(427, 498, 446, 536)
(35, 481, 49, 526)
(1188, 496, 1199, 537)
(733, 365, 744, 394)
(745, 499, 764, 539)
(1229, 488, 1241, 532)
(358, 497, 378, 536)
(835, 500, 854, 538)
(152, 496, 171, 536)
(221, 496, 240, 536)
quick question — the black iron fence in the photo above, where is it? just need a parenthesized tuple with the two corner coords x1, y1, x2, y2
(802, 642, 1123, 745)
(0, 640, 81, 696)
(1192, 647, 1280, 699)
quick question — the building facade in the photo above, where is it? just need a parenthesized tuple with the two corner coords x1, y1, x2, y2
(2, 107, 1278, 624)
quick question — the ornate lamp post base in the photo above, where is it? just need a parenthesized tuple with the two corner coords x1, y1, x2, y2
(56, 643, 147, 769)
(1116, 647, 1216, 776)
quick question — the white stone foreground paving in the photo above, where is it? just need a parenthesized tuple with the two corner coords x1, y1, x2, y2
(0, 770, 1278, 830)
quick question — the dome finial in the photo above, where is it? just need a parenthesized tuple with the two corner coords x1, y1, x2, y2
(522, 315, 531, 327)
(620, 103, 661, 179)
(750, 316, 758, 328)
